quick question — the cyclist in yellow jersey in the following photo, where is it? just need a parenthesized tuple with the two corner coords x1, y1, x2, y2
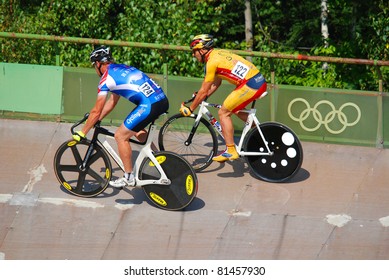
(180, 34, 268, 162)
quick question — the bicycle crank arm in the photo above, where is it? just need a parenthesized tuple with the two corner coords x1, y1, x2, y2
(239, 151, 274, 156)
(135, 178, 171, 187)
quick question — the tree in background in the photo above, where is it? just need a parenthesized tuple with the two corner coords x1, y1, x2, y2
(250, 0, 388, 90)
(0, 0, 387, 91)
(321, 0, 329, 71)
(0, 0, 230, 76)
(244, 0, 253, 62)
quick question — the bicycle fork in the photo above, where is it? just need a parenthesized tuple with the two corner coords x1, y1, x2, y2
(185, 102, 222, 146)
(80, 142, 96, 171)
(184, 113, 204, 146)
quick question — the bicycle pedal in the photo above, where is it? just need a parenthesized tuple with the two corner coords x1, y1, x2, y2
(160, 179, 171, 185)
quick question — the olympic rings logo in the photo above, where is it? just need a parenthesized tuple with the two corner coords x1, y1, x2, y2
(287, 98, 361, 134)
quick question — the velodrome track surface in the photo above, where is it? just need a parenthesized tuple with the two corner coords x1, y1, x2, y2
(1, 118, 389, 260)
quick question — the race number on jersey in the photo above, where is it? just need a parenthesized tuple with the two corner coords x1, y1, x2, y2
(231, 61, 249, 79)
(139, 81, 156, 97)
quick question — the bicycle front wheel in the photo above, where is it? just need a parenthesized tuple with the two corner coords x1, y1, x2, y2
(158, 113, 218, 172)
(139, 151, 198, 211)
(243, 122, 303, 182)
(53, 140, 112, 197)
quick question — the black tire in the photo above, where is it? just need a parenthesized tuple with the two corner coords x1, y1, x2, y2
(158, 113, 218, 172)
(53, 139, 112, 197)
(139, 151, 198, 210)
(243, 122, 303, 182)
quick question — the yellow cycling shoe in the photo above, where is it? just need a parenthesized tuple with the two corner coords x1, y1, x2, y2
(212, 151, 239, 162)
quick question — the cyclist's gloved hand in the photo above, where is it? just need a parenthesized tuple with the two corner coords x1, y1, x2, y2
(72, 131, 86, 142)
(179, 105, 192, 117)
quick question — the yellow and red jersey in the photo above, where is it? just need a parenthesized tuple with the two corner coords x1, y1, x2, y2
(204, 49, 260, 85)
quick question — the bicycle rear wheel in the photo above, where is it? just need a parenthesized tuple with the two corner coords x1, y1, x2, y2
(139, 151, 198, 211)
(158, 113, 218, 172)
(53, 140, 112, 197)
(243, 122, 303, 182)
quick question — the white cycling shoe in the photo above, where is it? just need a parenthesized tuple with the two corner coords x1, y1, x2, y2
(109, 177, 136, 188)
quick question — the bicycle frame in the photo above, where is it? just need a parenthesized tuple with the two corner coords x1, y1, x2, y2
(82, 123, 171, 187)
(193, 101, 273, 156)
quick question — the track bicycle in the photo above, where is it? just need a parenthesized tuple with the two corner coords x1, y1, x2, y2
(158, 95, 303, 182)
(53, 113, 198, 210)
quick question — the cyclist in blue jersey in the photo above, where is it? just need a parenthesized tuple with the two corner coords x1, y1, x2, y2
(72, 45, 169, 188)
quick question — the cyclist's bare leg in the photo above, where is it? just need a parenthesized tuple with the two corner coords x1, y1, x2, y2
(213, 105, 239, 162)
(219, 105, 235, 146)
(135, 129, 157, 151)
(235, 110, 249, 122)
(235, 110, 257, 128)
(115, 124, 137, 174)
(135, 129, 147, 143)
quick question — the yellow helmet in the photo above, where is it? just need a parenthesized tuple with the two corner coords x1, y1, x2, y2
(190, 34, 214, 50)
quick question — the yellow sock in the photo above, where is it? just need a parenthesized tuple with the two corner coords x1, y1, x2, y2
(226, 144, 236, 154)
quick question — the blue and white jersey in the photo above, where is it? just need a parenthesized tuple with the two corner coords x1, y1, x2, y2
(97, 64, 166, 105)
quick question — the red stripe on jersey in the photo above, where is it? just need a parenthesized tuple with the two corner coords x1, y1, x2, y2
(99, 70, 108, 85)
(216, 68, 243, 84)
(97, 70, 109, 94)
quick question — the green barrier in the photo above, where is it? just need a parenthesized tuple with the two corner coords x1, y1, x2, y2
(0, 63, 63, 115)
(0, 63, 387, 148)
(275, 86, 379, 147)
(383, 95, 389, 148)
(61, 67, 239, 128)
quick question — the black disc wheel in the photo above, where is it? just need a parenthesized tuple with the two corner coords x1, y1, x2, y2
(139, 151, 198, 210)
(243, 122, 303, 182)
(53, 140, 112, 197)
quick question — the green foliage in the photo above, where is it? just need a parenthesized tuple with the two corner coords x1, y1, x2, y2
(251, 0, 388, 91)
(0, 0, 387, 91)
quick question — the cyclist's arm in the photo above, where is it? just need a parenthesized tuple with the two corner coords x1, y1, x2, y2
(190, 77, 222, 111)
(81, 94, 107, 135)
(207, 77, 222, 96)
(100, 93, 120, 120)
